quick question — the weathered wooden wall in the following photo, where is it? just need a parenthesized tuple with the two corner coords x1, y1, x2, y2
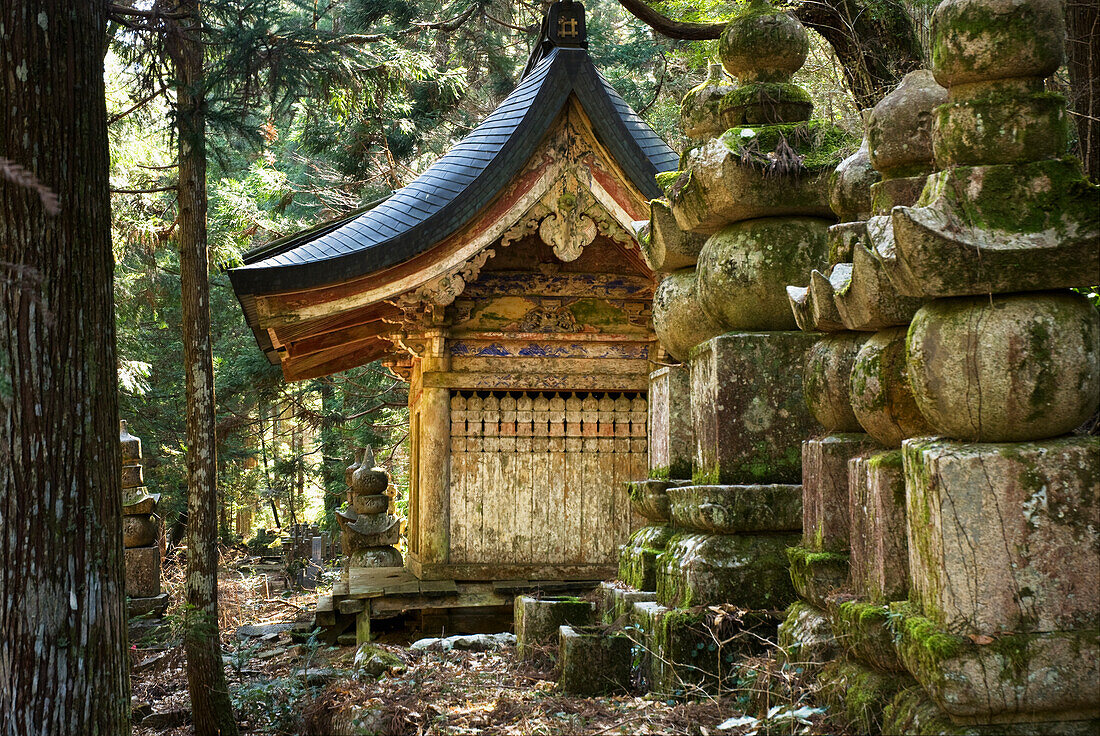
(449, 391, 646, 567)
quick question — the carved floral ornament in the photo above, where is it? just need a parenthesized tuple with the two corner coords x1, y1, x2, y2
(385, 117, 640, 327)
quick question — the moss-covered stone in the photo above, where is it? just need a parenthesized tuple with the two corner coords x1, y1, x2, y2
(829, 600, 905, 673)
(647, 365, 694, 480)
(786, 544, 849, 609)
(867, 70, 946, 179)
(691, 331, 820, 485)
(667, 484, 802, 533)
(718, 82, 813, 126)
(903, 435, 1099, 634)
(652, 268, 725, 361)
(818, 658, 915, 735)
(869, 174, 930, 215)
(933, 89, 1069, 167)
(618, 524, 675, 591)
(657, 531, 799, 608)
(833, 241, 926, 332)
(719, 0, 808, 84)
(830, 136, 879, 222)
(515, 595, 596, 662)
(889, 159, 1100, 297)
(669, 136, 834, 234)
(557, 625, 633, 696)
(804, 333, 870, 432)
(680, 63, 737, 141)
(641, 602, 779, 696)
(719, 121, 854, 172)
(777, 600, 838, 668)
(906, 292, 1099, 441)
(646, 198, 706, 273)
(931, 0, 1064, 88)
(848, 326, 932, 447)
(696, 218, 830, 332)
(847, 450, 910, 603)
(889, 601, 1100, 723)
(881, 686, 975, 735)
(802, 433, 878, 552)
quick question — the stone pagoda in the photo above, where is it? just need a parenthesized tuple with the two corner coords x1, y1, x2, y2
(120, 421, 168, 617)
(337, 447, 402, 574)
(784, 0, 1099, 731)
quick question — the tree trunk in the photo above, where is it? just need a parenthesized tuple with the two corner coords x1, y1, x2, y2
(1066, 0, 1099, 181)
(0, 1, 130, 734)
(166, 2, 240, 734)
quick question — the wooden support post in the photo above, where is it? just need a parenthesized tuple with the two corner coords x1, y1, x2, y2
(418, 384, 451, 566)
(356, 603, 372, 645)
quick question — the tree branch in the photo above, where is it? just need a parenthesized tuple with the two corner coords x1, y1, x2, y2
(111, 185, 178, 194)
(614, 0, 725, 40)
(329, 3, 478, 45)
(107, 84, 170, 125)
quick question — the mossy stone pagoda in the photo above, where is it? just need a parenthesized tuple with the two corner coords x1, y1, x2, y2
(230, 1, 677, 601)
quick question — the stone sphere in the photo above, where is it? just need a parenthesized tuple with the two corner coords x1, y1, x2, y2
(850, 327, 934, 446)
(352, 462, 389, 494)
(932, 0, 1064, 88)
(867, 70, 947, 178)
(829, 136, 879, 222)
(805, 333, 871, 432)
(681, 63, 737, 140)
(348, 547, 402, 568)
(652, 268, 726, 362)
(696, 217, 830, 331)
(123, 514, 158, 548)
(907, 292, 1100, 442)
(719, 0, 809, 83)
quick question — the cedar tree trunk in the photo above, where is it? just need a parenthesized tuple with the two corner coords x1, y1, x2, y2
(166, 2, 240, 734)
(0, 1, 130, 734)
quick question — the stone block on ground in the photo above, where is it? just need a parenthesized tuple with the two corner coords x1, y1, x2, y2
(648, 365, 694, 479)
(557, 625, 633, 696)
(618, 524, 674, 591)
(848, 450, 909, 603)
(128, 592, 170, 619)
(668, 484, 802, 533)
(597, 582, 657, 624)
(635, 601, 778, 697)
(691, 331, 819, 485)
(657, 531, 799, 608)
(514, 595, 596, 661)
(904, 436, 1100, 635)
(802, 434, 879, 552)
(124, 546, 161, 599)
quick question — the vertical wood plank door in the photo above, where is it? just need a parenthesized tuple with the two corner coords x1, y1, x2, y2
(449, 390, 646, 566)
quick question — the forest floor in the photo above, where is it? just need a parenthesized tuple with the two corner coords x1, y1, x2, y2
(130, 550, 829, 736)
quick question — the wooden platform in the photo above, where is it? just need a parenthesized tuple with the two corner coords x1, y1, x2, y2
(316, 566, 603, 640)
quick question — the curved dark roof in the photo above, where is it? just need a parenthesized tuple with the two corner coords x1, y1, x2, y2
(229, 46, 677, 297)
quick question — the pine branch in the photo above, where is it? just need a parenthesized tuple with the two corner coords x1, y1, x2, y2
(328, 2, 478, 45)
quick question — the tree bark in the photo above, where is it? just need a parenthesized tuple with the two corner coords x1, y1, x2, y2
(0, 1, 130, 734)
(166, 1, 239, 734)
(1066, 0, 1099, 181)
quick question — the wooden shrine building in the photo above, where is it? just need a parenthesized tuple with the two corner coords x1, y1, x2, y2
(230, 1, 677, 593)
